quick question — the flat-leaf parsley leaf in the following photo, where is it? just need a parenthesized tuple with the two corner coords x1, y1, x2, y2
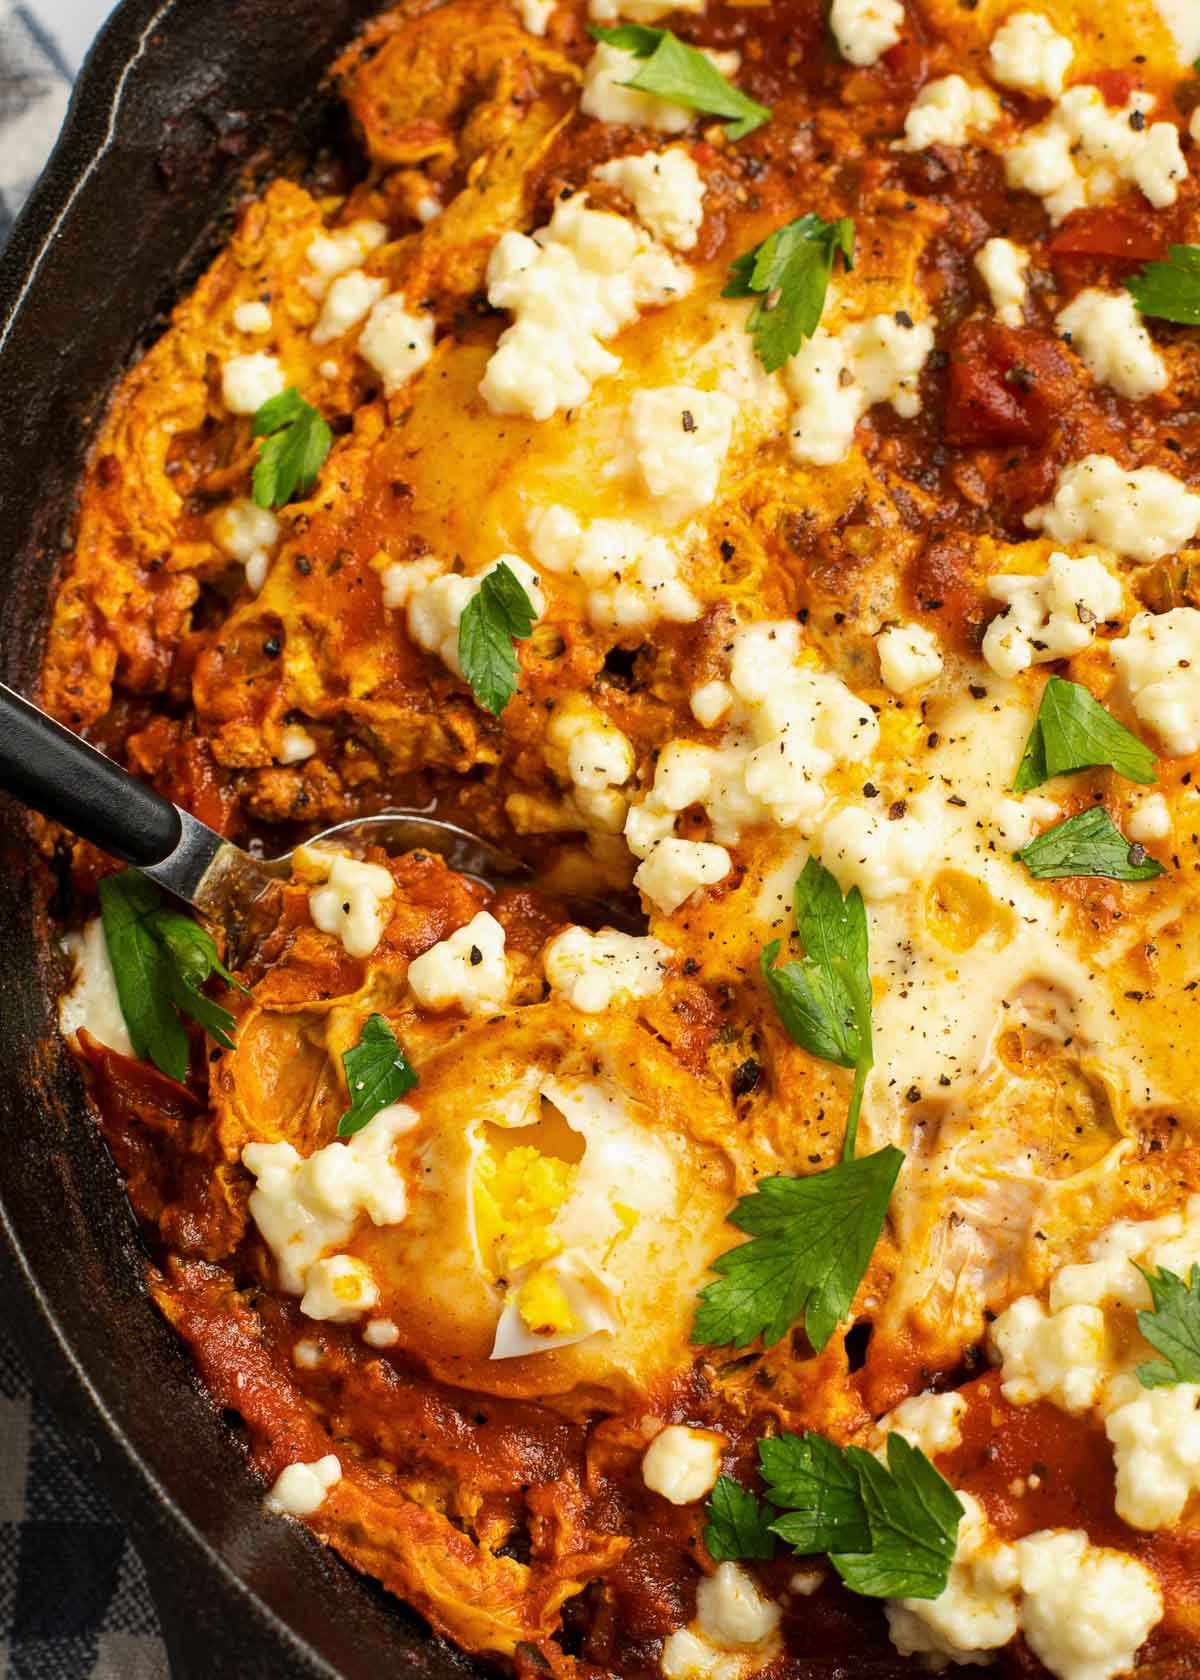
(1014, 677, 1157, 792)
(1127, 245, 1200, 327)
(1015, 806, 1165, 882)
(760, 1432, 871, 1557)
(457, 561, 538, 715)
(589, 24, 771, 139)
(99, 871, 247, 1084)
(723, 214, 855, 372)
(252, 387, 332, 510)
(338, 1013, 419, 1138)
(703, 1477, 778, 1562)
(831, 1436, 963, 1600)
(1135, 1263, 1200, 1388)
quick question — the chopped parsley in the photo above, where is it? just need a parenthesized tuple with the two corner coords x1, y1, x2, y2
(457, 562, 538, 715)
(252, 387, 333, 510)
(723, 214, 855, 372)
(338, 1013, 418, 1138)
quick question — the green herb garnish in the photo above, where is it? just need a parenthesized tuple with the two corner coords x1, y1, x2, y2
(252, 387, 333, 510)
(457, 561, 538, 715)
(338, 1013, 418, 1138)
(589, 24, 771, 139)
(1014, 677, 1157, 792)
(1015, 806, 1166, 882)
(723, 214, 855, 372)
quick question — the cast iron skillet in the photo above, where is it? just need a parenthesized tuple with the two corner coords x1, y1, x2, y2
(0, 4, 481, 1676)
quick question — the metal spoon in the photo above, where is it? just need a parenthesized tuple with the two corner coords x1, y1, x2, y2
(0, 681, 640, 949)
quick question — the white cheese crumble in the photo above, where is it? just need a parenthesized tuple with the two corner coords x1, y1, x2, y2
(545, 695, 636, 832)
(544, 926, 669, 1013)
(587, 0, 703, 20)
(784, 310, 934, 465)
(886, 1493, 1020, 1668)
(278, 725, 316, 765)
(293, 1339, 322, 1369)
(628, 386, 738, 520)
(1013, 1529, 1162, 1680)
(233, 300, 272, 335)
(363, 1317, 400, 1348)
(1056, 288, 1168, 400)
(829, 0, 904, 66)
(59, 918, 133, 1057)
(357, 295, 435, 394)
(399, 554, 544, 679)
(974, 237, 1031, 328)
(1127, 792, 1171, 842)
(691, 680, 734, 728)
(642, 1425, 726, 1505)
(818, 793, 944, 902)
(581, 42, 693, 132)
(593, 149, 706, 250)
(874, 1390, 966, 1459)
(515, 0, 554, 32)
(988, 12, 1074, 99)
(407, 910, 510, 1014)
(265, 1455, 342, 1517)
(480, 193, 691, 419)
(527, 507, 697, 631)
(312, 269, 387, 346)
(1003, 87, 1186, 223)
(1111, 609, 1200, 756)
(876, 622, 943, 694)
(981, 552, 1121, 679)
(989, 793, 1058, 850)
(697, 1564, 782, 1649)
(899, 75, 1000, 151)
(212, 498, 281, 594)
(303, 219, 387, 298)
(298, 847, 395, 959)
(635, 838, 733, 915)
(221, 352, 285, 416)
(242, 1102, 416, 1296)
(300, 1253, 381, 1323)
(626, 620, 879, 866)
(1026, 454, 1200, 565)
(1104, 1376, 1200, 1531)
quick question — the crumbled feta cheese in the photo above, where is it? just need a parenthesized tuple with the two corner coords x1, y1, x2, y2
(981, 552, 1121, 679)
(212, 497, 281, 593)
(233, 299, 272, 335)
(875, 1390, 966, 1458)
(278, 725, 316, 765)
(988, 12, 1074, 98)
(691, 681, 734, 728)
(817, 792, 943, 901)
(528, 506, 696, 630)
(899, 75, 1000, 151)
(299, 847, 396, 959)
(544, 926, 669, 1013)
(626, 621, 879, 870)
(1157, 0, 1200, 66)
(293, 1339, 322, 1369)
(59, 918, 133, 1057)
(697, 1564, 782, 1650)
(407, 910, 510, 1013)
(789, 1571, 824, 1596)
(242, 1101, 416, 1295)
(784, 310, 934, 465)
(1127, 793, 1171, 842)
(1111, 609, 1200, 756)
(634, 838, 732, 914)
(515, 0, 553, 31)
(480, 194, 691, 419)
(1056, 287, 1167, 400)
(829, 0, 904, 66)
(545, 696, 636, 832)
(304, 219, 387, 298)
(642, 1424, 726, 1505)
(628, 386, 737, 519)
(1004, 87, 1186, 223)
(266, 1454, 342, 1517)
(357, 295, 435, 394)
(221, 352, 285, 415)
(1014, 1529, 1162, 1680)
(989, 794, 1058, 851)
(403, 554, 544, 678)
(1028, 454, 1200, 563)
(581, 42, 693, 131)
(989, 1295, 1111, 1413)
(1104, 1376, 1200, 1530)
(975, 237, 1031, 328)
(312, 270, 387, 346)
(886, 1494, 1020, 1668)
(363, 1317, 400, 1348)
(877, 622, 943, 693)
(301, 1253, 381, 1322)
(593, 149, 706, 250)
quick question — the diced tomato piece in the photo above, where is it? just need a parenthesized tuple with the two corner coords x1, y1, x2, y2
(946, 321, 1083, 448)
(1082, 69, 1138, 108)
(1049, 207, 1167, 264)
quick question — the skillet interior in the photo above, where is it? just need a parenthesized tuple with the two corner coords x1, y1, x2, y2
(0, 3, 483, 1675)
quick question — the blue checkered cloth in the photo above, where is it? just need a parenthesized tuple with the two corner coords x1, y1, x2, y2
(0, 1, 169, 1672)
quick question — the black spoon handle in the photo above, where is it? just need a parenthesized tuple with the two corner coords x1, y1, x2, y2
(0, 680, 181, 866)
